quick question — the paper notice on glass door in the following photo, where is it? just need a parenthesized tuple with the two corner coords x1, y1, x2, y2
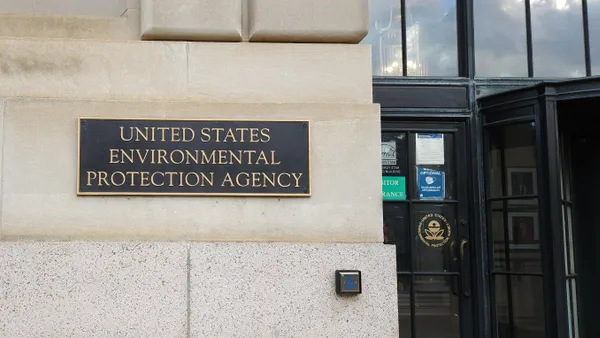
(416, 133, 445, 165)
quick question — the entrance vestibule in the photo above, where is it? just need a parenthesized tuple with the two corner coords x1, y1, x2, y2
(479, 77, 600, 338)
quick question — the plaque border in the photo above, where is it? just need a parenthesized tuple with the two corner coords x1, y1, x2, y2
(76, 117, 312, 197)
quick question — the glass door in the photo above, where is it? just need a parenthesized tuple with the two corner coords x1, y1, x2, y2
(382, 120, 472, 338)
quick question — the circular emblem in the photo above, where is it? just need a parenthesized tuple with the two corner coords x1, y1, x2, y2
(418, 213, 451, 248)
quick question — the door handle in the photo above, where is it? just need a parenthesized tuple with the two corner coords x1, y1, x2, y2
(459, 239, 470, 297)
(460, 239, 468, 261)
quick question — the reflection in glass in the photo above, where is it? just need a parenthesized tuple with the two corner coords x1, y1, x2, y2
(491, 201, 507, 270)
(507, 200, 541, 273)
(361, 0, 403, 76)
(531, 0, 586, 77)
(495, 276, 546, 338)
(398, 275, 412, 338)
(491, 200, 542, 273)
(592, 0, 600, 74)
(487, 123, 537, 197)
(474, 0, 528, 77)
(510, 276, 546, 338)
(495, 276, 511, 337)
(414, 276, 460, 338)
(360, 0, 458, 76)
(405, 0, 458, 76)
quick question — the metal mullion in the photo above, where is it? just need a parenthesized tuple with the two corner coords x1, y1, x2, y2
(410, 200, 459, 204)
(491, 271, 544, 277)
(525, 0, 534, 77)
(483, 124, 498, 338)
(407, 132, 416, 338)
(399, 271, 461, 276)
(457, 0, 475, 78)
(499, 138, 516, 338)
(400, 0, 408, 77)
(582, 0, 592, 76)
(487, 194, 538, 202)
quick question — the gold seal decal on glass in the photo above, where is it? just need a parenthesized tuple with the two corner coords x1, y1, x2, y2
(418, 213, 451, 248)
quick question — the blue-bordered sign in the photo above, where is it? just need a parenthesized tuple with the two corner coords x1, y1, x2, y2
(417, 167, 445, 200)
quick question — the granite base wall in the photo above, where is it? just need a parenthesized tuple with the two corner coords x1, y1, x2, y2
(0, 242, 399, 337)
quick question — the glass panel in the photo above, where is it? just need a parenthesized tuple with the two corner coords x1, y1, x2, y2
(566, 205, 576, 274)
(487, 123, 537, 198)
(510, 276, 546, 338)
(491, 201, 508, 270)
(411, 133, 455, 200)
(488, 129, 504, 197)
(567, 279, 574, 337)
(382, 132, 409, 200)
(569, 278, 580, 338)
(563, 205, 569, 275)
(398, 275, 412, 338)
(531, 0, 586, 77)
(504, 124, 537, 196)
(413, 204, 457, 272)
(591, 0, 600, 75)
(414, 276, 460, 338)
(474, 0, 528, 77)
(384, 203, 410, 271)
(494, 275, 511, 337)
(405, 0, 458, 76)
(361, 0, 403, 76)
(507, 199, 542, 273)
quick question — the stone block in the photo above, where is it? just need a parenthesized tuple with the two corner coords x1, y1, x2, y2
(0, 38, 187, 101)
(0, 0, 34, 14)
(0, 38, 371, 103)
(1, 99, 382, 242)
(0, 242, 188, 337)
(141, 0, 242, 41)
(0, 13, 138, 40)
(34, 0, 127, 17)
(248, 0, 369, 43)
(189, 243, 399, 337)
(186, 43, 373, 103)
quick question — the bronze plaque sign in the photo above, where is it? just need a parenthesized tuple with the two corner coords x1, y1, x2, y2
(77, 118, 310, 196)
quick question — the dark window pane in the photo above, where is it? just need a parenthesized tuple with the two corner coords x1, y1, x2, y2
(398, 275, 412, 338)
(491, 200, 541, 273)
(487, 123, 537, 198)
(413, 204, 457, 272)
(494, 275, 546, 338)
(488, 129, 503, 197)
(494, 275, 511, 337)
(474, 0, 528, 77)
(507, 199, 542, 273)
(510, 276, 546, 338)
(414, 276, 460, 338)
(491, 201, 507, 270)
(591, 0, 600, 75)
(361, 0, 403, 76)
(411, 133, 456, 200)
(531, 0, 586, 77)
(384, 203, 410, 271)
(405, 0, 458, 76)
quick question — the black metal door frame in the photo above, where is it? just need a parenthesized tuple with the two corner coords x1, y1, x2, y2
(478, 76, 600, 338)
(382, 116, 477, 338)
